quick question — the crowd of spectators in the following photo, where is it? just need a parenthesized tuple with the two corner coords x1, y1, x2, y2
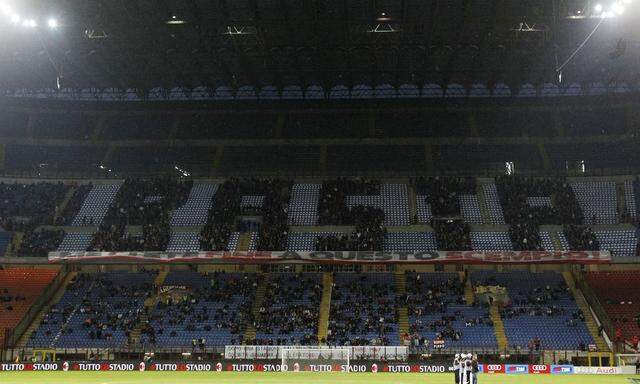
(318, 178, 379, 225)
(412, 177, 476, 217)
(200, 179, 242, 251)
(477, 275, 584, 326)
(256, 179, 291, 251)
(432, 219, 471, 251)
(0, 182, 69, 231)
(404, 272, 492, 346)
(200, 178, 291, 251)
(564, 225, 600, 251)
(496, 176, 584, 250)
(509, 222, 542, 251)
(328, 273, 396, 346)
(90, 178, 191, 251)
(316, 206, 386, 251)
(249, 273, 322, 345)
(143, 272, 259, 346)
(35, 271, 155, 344)
(16, 229, 65, 257)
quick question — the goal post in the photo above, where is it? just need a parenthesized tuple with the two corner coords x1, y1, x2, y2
(281, 347, 350, 371)
(617, 353, 640, 367)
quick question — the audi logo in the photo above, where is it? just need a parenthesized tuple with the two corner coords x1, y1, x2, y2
(532, 365, 548, 370)
(486, 365, 503, 370)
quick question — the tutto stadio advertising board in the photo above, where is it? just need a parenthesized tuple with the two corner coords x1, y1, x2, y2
(0, 362, 448, 373)
(2, 362, 632, 375)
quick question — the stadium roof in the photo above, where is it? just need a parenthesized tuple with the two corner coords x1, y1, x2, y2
(0, 0, 638, 93)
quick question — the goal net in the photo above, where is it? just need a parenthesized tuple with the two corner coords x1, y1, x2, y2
(281, 347, 350, 372)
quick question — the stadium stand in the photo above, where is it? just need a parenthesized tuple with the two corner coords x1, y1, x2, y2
(415, 195, 433, 224)
(459, 195, 484, 224)
(57, 184, 93, 225)
(345, 183, 410, 226)
(170, 183, 219, 226)
(142, 271, 259, 347)
(405, 272, 497, 349)
(624, 180, 637, 219)
(0, 182, 69, 230)
(0, 268, 59, 346)
(594, 230, 638, 258)
(482, 183, 507, 225)
(328, 273, 398, 346)
(17, 230, 65, 258)
(383, 232, 438, 252)
(28, 271, 156, 348)
(539, 231, 570, 251)
(571, 181, 618, 225)
(472, 271, 594, 350)
(586, 271, 640, 343)
(287, 183, 321, 226)
(6, 1, 640, 372)
(71, 183, 122, 226)
(252, 273, 322, 345)
(470, 232, 513, 251)
(57, 233, 93, 252)
(166, 233, 201, 252)
(286, 232, 347, 251)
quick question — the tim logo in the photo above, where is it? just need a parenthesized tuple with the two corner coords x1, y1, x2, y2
(551, 365, 574, 374)
(508, 366, 526, 373)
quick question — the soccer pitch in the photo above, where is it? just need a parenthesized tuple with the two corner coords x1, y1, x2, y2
(0, 372, 637, 384)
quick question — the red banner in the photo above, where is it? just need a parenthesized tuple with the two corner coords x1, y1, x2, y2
(48, 250, 611, 264)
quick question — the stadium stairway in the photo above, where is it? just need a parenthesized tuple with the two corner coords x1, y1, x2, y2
(317, 272, 333, 344)
(475, 183, 491, 224)
(550, 231, 564, 251)
(243, 274, 268, 343)
(53, 186, 77, 223)
(394, 271, 409, 343)
(563, 272, 610, 351)
(16, 271, 77, 347)
(237, 233, 252, 252)
(129, 270, 168, 344)
(616, 182, 628, 221)
(4, 232, 22, 257)
(489, 304, 508, 351)
(461, 272, 475, 305)
(408, 186, 418, 224)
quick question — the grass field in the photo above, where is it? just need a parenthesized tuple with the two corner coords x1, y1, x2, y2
(0, 372, 637, 384)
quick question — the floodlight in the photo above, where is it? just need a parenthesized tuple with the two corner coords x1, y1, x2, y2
(0, 4, 11, 16)
(47, 18, 58, 28)
(612, 2, 625, 15)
